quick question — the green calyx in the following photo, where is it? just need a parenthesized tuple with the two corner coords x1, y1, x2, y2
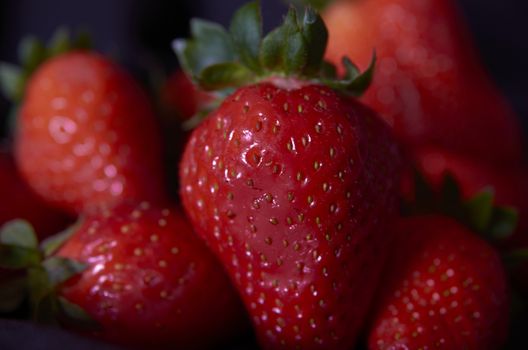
(174, 1, 375, 96)
(406, 171, 519, 242)
(0, 28, 91, 103)
(0, 220, 97, 330)
(287, 0, 334, 12)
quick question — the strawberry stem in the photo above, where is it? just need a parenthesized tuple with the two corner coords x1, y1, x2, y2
(173, 1, 375, 96)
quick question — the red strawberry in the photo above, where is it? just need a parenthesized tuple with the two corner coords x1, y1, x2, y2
(369, 215, 509, 350)
(56, 201, 247, 348)
(322, 0, 523, 166)
(162, 69, 215, 121)
(176, 4, 401, 349)
(0, 148, 71, 239)
(14, 51, 166, 214)
(411, 147, 528, 245)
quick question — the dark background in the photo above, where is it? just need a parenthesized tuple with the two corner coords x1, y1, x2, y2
(0, 0, 528, 135)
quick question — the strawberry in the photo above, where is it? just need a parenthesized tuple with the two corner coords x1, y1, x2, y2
(320, 0, 523, 166)
(0, 148, 71, 239)
(411, 147, 528, 245)
(162, 69, 215, 122)
(54, 201, 247, 348)
(369, 215, 509, 350)
(175, 3, 401, 349)
(1, 34, 166, 214)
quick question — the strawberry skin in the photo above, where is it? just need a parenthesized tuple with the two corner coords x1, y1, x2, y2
(323, 0, 523, 166)
(56, 201, 247, 348)
(369, 215, 509, 350)
(180, 81, 401, 349)
(0, 148, 71, 239)
(162, 70, 214, 121)
(15, 52, 166, 214)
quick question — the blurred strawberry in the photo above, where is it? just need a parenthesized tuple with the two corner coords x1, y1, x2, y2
(321, 0, 524, 166)
(161, 69, 215, 122)
(0, 147, 71, 239)
(369, 215, 509, 350)
(0, 31, 167, 214)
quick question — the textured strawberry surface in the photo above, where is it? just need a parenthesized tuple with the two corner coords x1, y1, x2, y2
(57, 201, 247, 348)
(180, 81, 401, 349)
(369, 215, 509, 350)
(15, 52, 166, 214)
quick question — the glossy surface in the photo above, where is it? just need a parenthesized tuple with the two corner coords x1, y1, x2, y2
(324, 0, 523, 165)
(369, 215, 509, 349)
(57, 201, 246, 348)
(15, 52, 166, 214)
(180, 82, 401, 349)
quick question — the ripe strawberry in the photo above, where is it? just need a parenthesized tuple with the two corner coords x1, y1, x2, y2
(369, 215, 509, 350)
(162, 69, 215, 121)
(56, 201, 247, 348)
(176, 3, 401, 349)
(321, 0, 523, 165)
(12, 50, 165, 214)
(411, 147, 528, 244)
(0, 148, 71, 239)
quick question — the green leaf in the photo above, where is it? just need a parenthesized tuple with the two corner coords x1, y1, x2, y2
(439, 173, 463, 216)
(27, 266, 53, 307)
(42, 256, 87, 287)
(0, 219, 38, 249)
(412, 169, 435, 211)
(259, 27, 286, 71)
(58, 297, 101, 331)
(18, 36, 47, 74)
(343, 52, 376, 96)
(464, 189, 494, 232)
(41, 221, 81, 257)
(33, 294, 59, 325)
(229, 0, 262, 71)
(47, 28, 71, 57)
(0, 244, 40, 269)
(321, 61, 337, 79)
(284, 31, 308, 74)
(503, 248, 528, 269)
(73, 30, 92, 50)
(301, 7, 328, 75)
(0, 63, 24, 101)
(342, 57, 360, 81)
(175, 19, 236, 79)
(198, 62, 254, 91)
(0, 277, 27, 313)
(488, 206, 519, 239)
(324, 52, 377, 96)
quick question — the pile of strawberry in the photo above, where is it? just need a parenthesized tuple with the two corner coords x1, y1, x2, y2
(0, 1, 526, 349)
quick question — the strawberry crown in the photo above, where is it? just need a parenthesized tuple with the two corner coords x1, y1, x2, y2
(173, 1, 375, 96)
(288, 0, 331, 11)
(0, 28, 91, 103)
(0, 219, 98, 329)
(405, 171, 519, 242)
